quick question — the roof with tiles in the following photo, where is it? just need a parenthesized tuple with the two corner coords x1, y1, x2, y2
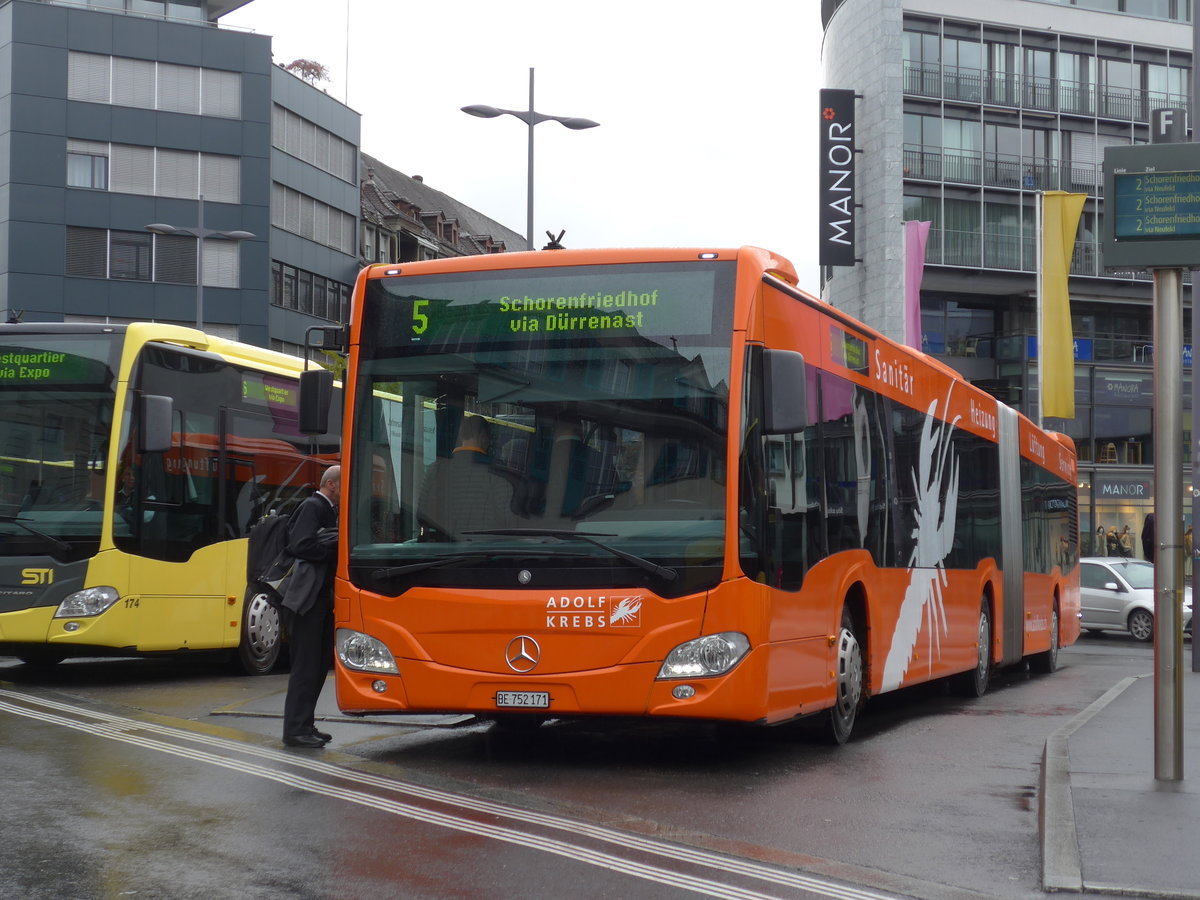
(360, 151, 525, 257)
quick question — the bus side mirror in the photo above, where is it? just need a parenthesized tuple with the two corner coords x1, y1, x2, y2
(763, 349, 808, 434)
(299, 368, 334, 435)
(139, 394, 174, 453)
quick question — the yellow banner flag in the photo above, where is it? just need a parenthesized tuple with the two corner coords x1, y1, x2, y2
(1040, 191, 1086, 420)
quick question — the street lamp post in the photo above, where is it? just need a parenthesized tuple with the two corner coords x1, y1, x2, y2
(462, 68, 599, 250)
(147, 194, 255, 331)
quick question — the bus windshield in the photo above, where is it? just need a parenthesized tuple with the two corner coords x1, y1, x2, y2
(0, 332, 119, 561)
(350, 260, 735, 596)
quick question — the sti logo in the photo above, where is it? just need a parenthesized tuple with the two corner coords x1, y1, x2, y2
(21, 568, 54, 585)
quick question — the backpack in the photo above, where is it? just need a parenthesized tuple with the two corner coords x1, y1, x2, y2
(246, 511, 295, 608)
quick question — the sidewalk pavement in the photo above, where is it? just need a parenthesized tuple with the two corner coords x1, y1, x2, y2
(1042, 667, 1200, 898)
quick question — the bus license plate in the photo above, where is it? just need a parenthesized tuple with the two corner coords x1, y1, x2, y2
(495, 691, 550, 709)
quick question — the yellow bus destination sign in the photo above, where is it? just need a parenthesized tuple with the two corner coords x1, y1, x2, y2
(0, 347, 111, 387)
(1103, 142, 1200, 269)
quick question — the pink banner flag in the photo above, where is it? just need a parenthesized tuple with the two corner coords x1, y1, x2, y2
(904, 220, 931, 351)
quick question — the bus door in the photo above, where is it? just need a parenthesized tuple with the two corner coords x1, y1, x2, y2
(129, 426, 227, 650)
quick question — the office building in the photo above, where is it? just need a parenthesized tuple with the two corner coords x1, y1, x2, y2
(822, 0, 1195, 551)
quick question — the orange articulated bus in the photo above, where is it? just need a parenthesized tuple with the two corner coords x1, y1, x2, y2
(326, 246, 1078, 742)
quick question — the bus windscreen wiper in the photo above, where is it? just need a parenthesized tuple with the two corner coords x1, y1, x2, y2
(0, 514, 72, 555)
(369, 553, 486, 580)
(463, 528, 679, 582)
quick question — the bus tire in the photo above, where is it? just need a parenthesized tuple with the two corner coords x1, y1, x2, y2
(235, 586, 283, 675)
(952, 600, 992, 698)
(823, 606, 864, 745)
(1029, 605, 1060, 674)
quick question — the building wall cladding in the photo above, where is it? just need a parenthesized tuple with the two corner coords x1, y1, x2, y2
(822, 0, 908, 343)
(266, 64, 360, 350)
(0, 0, 273, 333)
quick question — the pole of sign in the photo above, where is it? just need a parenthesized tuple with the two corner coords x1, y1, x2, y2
(1150, 108, 1186, 782)
(1191, 0, 1200, 676)
(1036, 191, 1044, 429)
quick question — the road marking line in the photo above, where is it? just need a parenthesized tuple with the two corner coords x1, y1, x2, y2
(0, 688, 905, 900)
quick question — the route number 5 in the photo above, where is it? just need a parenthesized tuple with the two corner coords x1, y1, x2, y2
(412, 300, 429, 335)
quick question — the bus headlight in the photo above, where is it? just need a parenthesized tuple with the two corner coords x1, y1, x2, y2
(336, 628, 399, 674)
(656, 632, 750, 679)
(54, 586, 120, 618)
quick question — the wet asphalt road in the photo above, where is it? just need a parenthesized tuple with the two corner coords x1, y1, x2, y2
(0, 635, 1165, 900)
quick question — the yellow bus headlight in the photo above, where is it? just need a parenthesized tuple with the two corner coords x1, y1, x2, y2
(55, 586, 120, 618)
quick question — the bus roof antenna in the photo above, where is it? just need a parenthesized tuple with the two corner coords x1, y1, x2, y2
(542, 230, 566, 250)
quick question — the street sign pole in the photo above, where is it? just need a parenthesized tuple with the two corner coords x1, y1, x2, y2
(1102, 111, 1193, 780)
(1191, 3, 1200, 677)
(1152, 263, 1185, 781)
(1150, 110, 1185, 781)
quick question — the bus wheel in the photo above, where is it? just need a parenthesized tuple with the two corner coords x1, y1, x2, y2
(1030, 606, 1060, 674)
(953, 601, 992, 698)
(235, 587, 282, 675)
(823, 607, 864, 745)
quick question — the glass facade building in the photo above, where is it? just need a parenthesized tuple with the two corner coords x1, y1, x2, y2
(822, 0, 1195, 556)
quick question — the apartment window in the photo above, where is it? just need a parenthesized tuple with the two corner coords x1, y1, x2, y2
(328, 280, 342, 322)
(200, 154, 240, 203)
(271, 105, 356, 183)
(154, 233, 196, 283)
(944, 37, 983, 102)
(297, 270, 313, 314)
(167, 0, 203, 20)
(65, 227, 109, 278)
(943, 119, 981, 183)
(312, 275, 328, 319)
(68, 141, 238, 203)
(269, 260, 351, 323)
(158, 62, 200, 115)
(271, 183, 356, 254)
(281, 265, 297, 310)
(943, 197, 981, 266)
(68, 52, 241, 119)
(67, 142, 109, 189)
(112, 56, 156, 109)
(110, 231, 152, 281)
(903, 28, 941, 95)
(157, 148, 199, 199)
(201, 239, 239, 288)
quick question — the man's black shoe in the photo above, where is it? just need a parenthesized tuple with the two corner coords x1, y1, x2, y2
(283, 733, 327, 749)
(311, 728, 332, 742)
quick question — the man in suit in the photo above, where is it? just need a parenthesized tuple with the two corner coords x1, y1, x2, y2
(281, 465, 340, 748)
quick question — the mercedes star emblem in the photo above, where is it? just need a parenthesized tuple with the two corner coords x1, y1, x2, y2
(505, 635, 540, 673)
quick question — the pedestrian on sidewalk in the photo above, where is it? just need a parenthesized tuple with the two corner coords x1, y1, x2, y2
(281, 465, 340, 749)
(1142, 513, 1155, 564)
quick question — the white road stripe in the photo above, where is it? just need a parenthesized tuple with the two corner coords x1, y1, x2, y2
(0, 688, 906, 900)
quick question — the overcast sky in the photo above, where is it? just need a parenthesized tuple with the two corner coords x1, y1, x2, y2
(223, 0, 825, 291)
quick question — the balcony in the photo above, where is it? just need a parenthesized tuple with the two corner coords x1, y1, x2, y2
(903, 61, 1188, 123)
(903, 145, 1082, 192)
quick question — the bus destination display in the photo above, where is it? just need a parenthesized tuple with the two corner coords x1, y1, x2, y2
(372, 263, 730, 350)
(1113, 170, 1200, 239)
(0, 346, 112, 387)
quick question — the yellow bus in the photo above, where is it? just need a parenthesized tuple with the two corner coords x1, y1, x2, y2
(0, 322, 339, 673)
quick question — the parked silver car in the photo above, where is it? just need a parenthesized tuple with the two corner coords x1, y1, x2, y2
(1079, 557, 1193, 642)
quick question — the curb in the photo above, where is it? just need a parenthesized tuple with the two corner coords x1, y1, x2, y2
(1040, 675, 1145, 895)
